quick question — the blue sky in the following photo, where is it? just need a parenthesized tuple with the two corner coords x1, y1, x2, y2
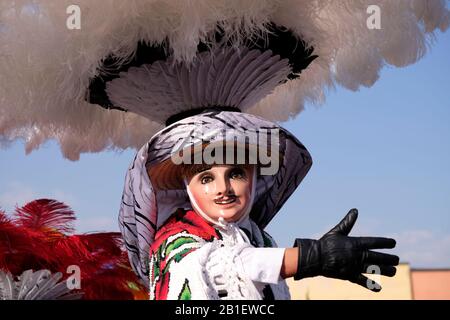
(1, 29, 449, 269)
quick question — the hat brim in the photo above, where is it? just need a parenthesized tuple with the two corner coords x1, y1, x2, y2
(147, 140, 281, 190)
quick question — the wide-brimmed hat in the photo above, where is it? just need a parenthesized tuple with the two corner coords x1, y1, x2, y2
(143, 109, 313, 214)
(146, 125, 281, 191)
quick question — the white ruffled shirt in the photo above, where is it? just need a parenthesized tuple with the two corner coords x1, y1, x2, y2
(215, 216, 286, 290)
(149, 211, 291, 300)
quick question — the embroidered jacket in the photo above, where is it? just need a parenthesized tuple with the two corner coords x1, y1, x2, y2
(149, 209, 291, 300)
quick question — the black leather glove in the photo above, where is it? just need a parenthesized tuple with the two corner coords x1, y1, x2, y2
(294, 208, 399, 292)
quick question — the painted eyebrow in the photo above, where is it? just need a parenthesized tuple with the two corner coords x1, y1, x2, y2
(196, 170, 214, 180)
(195, 165, 213, 174)
(195, 165, 247, 177)
(229, 165, 247, 172)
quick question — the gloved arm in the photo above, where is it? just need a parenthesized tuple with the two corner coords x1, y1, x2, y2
(293, 208, 399, 292)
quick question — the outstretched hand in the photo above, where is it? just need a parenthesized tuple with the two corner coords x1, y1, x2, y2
(294, 209, 399, 292)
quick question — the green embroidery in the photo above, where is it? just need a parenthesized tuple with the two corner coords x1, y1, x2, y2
(159, 239, 167, 259)
(152, 254, 160, 279)
(262, 231, 274, 248)
(152, 241, 167, 279)
(155, 235, 200, 276)
(165, 236, 197, 257)
(172, 247, 194, 263)
(162, 245, 196, 275)
(179, 279, 191, 300)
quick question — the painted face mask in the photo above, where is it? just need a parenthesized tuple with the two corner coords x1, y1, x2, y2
(184, 165, 257, 228)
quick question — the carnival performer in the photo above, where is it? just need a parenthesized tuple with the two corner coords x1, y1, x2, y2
(1, 0, 448, 300)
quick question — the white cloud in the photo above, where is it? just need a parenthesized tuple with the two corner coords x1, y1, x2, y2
(308, 218, 450, 269)
(392, 229, 450, 268)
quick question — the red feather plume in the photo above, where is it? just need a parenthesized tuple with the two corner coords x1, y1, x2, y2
(0, 199, 148, 300)
(14, 199, 76, 234)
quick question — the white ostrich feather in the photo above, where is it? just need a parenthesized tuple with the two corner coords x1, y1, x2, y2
(0, 0, 449, 159)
